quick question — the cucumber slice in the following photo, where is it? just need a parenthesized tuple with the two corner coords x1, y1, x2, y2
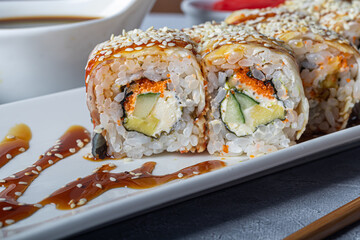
(124, 115, 160, 137)
(133, 93, 160, 119)
(223, 92, 245, 125)
(234, 91, 259, 109)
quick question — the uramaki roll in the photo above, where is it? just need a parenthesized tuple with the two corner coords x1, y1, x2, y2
(283, 0, 360, 48)
(86, 28, 206, 159)
(185, 23, 309, 157)
(226, 9, 360, 135)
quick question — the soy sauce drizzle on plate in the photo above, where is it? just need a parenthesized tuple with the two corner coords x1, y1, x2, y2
(0, 125, 90, 227)
(40, 160, 225, 210)
(0, 124, 31, 168)
(0, 124, 226, 228)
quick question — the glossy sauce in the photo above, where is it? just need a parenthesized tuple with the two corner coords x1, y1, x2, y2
(0, 125, 90, 227)
(0, 124, 31, 168)
(0, 124, 226, 228)
(0, 16, 100, 29)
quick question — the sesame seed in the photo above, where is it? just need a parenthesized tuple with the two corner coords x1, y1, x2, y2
(0, 179, 5, 183)
(15, 192, 22, 196)
(125, 48, 134, 52)
(108, 163, 116, 167)
(25, 172, 30, 175)
(185, 44, 192, 49)
(96, 183, 102, 189)
(3, 206, 12, 211)
(134, 47, 143, 51)
(5, 219, 14, 225)
(54, 145, 60, 149)
(178, 173, 183, 178)
(76, 184, 83, 188)
(70, 203, 76, 209)
(34, 203, 42, 208)
(6, 135, 15, 139)
(19, 181, 27, 185)
(110, 177, 116, 182)
(113, 54, 121, 57)
(193, 171, 199, 175)
(84, 138, 89, 143)
(69, 148, 76, 153)
(77, 198, 87, 206)
(48, 160, 54, 165)
(32, 170, 39, 175)
(19, 147, 26, 152)
(135, 173, 142, 176)
(36, 166, 42, 172)
(46, 152, 52, 156)
(68, 200, 74, 205)
(18, 203, 25, 205)
(123, 157, 133, 162)
(147, 43, 155, 47)
(77, 141, 84, 148)
(131, 176, 139, 179)
(129, 171, 135, 175)
(10, 175, 15, 178)
(6, 154, 12, 160)
(54, 153, 63, 159)
(0, 198, 5, 201)
(168, 42, 175, 47)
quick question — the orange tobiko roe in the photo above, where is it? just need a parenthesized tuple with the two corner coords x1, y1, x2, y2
(213, 0, 285, 11)
(124, 78, 170, 113)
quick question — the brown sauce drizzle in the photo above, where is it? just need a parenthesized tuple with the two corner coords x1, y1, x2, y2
(0, 125, 90, 227)
(0, 125, 226, 228)
(0, 124, 31, 168)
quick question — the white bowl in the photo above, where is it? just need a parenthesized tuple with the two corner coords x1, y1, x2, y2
(0, 0, 155, 104)
(181, 0, 232, 27)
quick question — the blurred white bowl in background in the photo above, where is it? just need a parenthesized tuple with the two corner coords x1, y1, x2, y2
(0, 0, 155, 104)
(181, 0, 231, 26)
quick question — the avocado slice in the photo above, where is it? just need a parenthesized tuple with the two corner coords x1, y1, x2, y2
(250, 104, 285, 127)
(124, 115, 160, 137)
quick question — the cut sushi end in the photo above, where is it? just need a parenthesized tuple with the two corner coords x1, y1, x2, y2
(220, 68, 286, 136)
(123, 79, 182, 137)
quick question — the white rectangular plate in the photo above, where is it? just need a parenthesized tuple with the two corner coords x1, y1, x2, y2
(1, 87, 360, 240)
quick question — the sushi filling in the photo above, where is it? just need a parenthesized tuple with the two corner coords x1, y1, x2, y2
(123, 78, 182, 137)
(220, 68, 285, 136)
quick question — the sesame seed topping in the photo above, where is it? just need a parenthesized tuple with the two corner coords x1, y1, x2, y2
(110, 177, 116, 182)
(134, 47, 143, 50)
(5, 219, 14, 225)
(3, 206, 12, 211)
(6, 135, 15, 139)
(54, 153, 63, 159)
(15, 192, 22, 196)
(0, 198, 5, 202)
(54, 145, 60, 149)
(178, 173, 184, 178)
(69, 148, 76, 153)
(25, 172, 30, 175)
(77, 198, 87, 206)
(6, 154, 12, 160)
(19, 181, 27, 185)
(125, 48, 134, 52)
(0, 179, 5, 183)
(36, 166, 42, 172)
(84, 138, 89, 143)
(32, 170, 39, 175)
(96, 183, 102, 189)
(34, 203, 42, 208)
(70, 203, 76, 209)
(19, 147, 26, 152)
(76, 184, 83, 188)
(10, 175, 16, 178)
(48, 160, 54, 165)
(193, 171, 199, 175)
(77, 141, 84, 148)
(168, 42, 176, 47)
(46, 152, 52, 156)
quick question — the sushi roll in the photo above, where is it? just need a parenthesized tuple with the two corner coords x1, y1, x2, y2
(283, 0, 360, 48)
(185, 23, 309, 157)
(226, 9, 360, 135)
(86, 27, 206, 159)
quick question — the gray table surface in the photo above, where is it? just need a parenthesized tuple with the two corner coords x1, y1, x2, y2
(64, 14, 360, 240)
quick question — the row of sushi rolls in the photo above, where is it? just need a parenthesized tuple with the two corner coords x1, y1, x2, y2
(85, 0, 360, 159)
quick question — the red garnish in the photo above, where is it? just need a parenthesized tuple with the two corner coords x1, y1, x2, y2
(213, 0, 285, 11)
